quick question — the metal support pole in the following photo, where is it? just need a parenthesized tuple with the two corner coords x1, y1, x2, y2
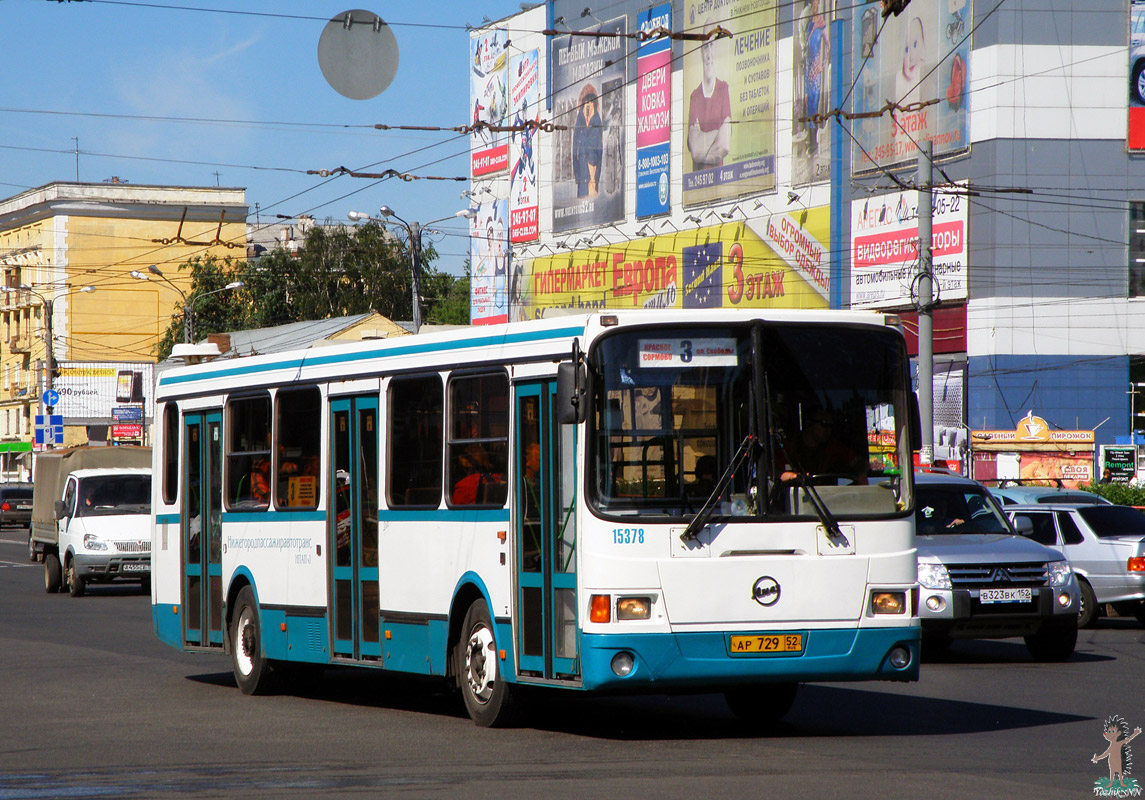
(917, 140, 934, 465)
(409, 221, 423, 334)
(183, 304, 193, 344)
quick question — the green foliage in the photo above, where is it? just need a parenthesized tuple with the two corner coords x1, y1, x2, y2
(155, 222, 470, 359)
(1079, 481, 1145, 507)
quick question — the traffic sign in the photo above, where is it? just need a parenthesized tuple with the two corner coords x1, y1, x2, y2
(43, 389, 59, 407)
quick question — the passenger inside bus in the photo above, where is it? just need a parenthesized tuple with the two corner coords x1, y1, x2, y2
(777, 409, 867, 485)
(452, 444, 505, 505)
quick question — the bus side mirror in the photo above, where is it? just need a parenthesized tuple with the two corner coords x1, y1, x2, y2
(557, 362, 587, 424)
(908, 392, 922, 453)
(54, 499, 67, 520)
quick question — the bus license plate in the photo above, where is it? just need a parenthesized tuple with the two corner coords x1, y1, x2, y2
(729, 634, 803, 655)
(979, 588, 1032, 604)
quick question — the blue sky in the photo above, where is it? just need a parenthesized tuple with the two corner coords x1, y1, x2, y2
(2, 0, 530, 274)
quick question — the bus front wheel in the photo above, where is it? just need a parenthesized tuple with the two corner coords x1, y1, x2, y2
(230, 586, 276, 695)
(456, 599, 518, 727)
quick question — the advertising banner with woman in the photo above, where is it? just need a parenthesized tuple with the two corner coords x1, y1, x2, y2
(550, 16, 627, 233)
(681, 0, 777, 207)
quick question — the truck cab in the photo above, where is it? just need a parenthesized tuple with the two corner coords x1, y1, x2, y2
(54, 468, 152, 596)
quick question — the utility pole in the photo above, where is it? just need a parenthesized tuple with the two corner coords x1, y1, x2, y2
(409, 221, 423, 334)
(917, 140, 934, 465)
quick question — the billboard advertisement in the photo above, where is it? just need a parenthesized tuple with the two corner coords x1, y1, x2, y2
(54, 362, 154, 421)
(681, 0, 777, 206)
(850, 0, 970, 174)
(850, 183, 968, 309)
(470, 28, 509, 177)
(511, 208, 830, 319)
(636, 4, 672, 218)
(470, 199, 508, 325)
(1130, 1, 1145, 149)
(792, 0, 832, 186)
(550, 15, 627, 233)
(509, 49, 540, 243)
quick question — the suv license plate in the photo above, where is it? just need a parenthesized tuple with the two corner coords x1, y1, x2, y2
(980, 588, 1032, 604)
(121, 563, 148, 573)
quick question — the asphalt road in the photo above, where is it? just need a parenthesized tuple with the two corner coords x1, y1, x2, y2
(2, 530, 1142, 799)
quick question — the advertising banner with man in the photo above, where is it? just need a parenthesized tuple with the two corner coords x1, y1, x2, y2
(512, 208, 829, 319)
(470, 28, 509, 177)
(550, 16, 627, 233)
(681, 0, 777, 207)
(636, 3, 672, 218)
(509, 49, 540, 242)
(470, 198, 508, 325)
(850, 183, 968, 309)
(850, 0, 969, 174)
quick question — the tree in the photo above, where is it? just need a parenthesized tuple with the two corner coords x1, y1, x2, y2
(153, 222, 470, 360)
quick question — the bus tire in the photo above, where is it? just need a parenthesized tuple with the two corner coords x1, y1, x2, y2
(67, 561, 86, 598)
(724, 682, 799, 725)
(44, 552, 62, 594)
(230, 586, 276, 695)
(456, 599, 518, 727)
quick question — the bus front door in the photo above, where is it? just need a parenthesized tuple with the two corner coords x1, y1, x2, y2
(182, 411, 223, 649)
(515, 381, 579, 681)
(328, 396, 381, 661)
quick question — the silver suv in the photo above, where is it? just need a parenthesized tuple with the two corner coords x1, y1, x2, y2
(914, 471, 1080, 661)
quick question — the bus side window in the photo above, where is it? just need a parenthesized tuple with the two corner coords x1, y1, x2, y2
(275, 387, 321, 509)
(447, 373, 508, 508)
(226, 395, 271, 510)
(387, 375, 444, 508)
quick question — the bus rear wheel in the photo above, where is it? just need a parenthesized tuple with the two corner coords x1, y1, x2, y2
(456, 599, 518, 727)
(724, 682, 799, 726)
(230, 586, 276, 695)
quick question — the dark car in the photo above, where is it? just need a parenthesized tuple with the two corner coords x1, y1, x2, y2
(0, 483, 33, 529)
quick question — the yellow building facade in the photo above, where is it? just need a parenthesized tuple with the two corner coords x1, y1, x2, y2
(0, 182, 247, 467)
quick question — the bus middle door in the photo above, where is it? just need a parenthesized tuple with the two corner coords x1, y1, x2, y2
(328, 396, 381, 662)
(514, 380, 579, 681)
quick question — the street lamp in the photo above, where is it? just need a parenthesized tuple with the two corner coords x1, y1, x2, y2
(130, 265, 243, 343)
(347, 207, 475, 333)
(2, 283, 95, 446)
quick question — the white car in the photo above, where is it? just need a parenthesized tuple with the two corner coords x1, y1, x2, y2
(1008, 503, 1145, 628)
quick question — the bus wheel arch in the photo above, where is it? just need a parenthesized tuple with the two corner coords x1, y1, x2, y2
(451, 590, 519, 727)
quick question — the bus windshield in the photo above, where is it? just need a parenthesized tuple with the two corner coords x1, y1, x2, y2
(589, 322, 912, 521)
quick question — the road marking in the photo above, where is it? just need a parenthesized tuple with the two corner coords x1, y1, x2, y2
(0, 560, 35, 568)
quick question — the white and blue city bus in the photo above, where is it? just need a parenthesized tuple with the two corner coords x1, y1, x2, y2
(151, 309, 920, 726)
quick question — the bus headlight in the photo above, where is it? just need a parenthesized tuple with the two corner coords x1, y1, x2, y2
(871, 591, 906, 614)
(616, 597, 651, 620)
(918, 562, 951, 590)
(1047, 560, 1073, 587)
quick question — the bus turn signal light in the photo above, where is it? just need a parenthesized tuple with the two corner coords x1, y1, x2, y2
(590, 594, 611, 623)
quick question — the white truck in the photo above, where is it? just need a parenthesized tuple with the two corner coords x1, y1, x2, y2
(30, 446, 152, 597)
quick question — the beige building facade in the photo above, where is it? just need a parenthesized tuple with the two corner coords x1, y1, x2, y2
(0, 182, 247, 468)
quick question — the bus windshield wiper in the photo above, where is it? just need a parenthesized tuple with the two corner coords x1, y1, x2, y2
(771, 429, 846, 543)
(680, 434, 756, 543)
